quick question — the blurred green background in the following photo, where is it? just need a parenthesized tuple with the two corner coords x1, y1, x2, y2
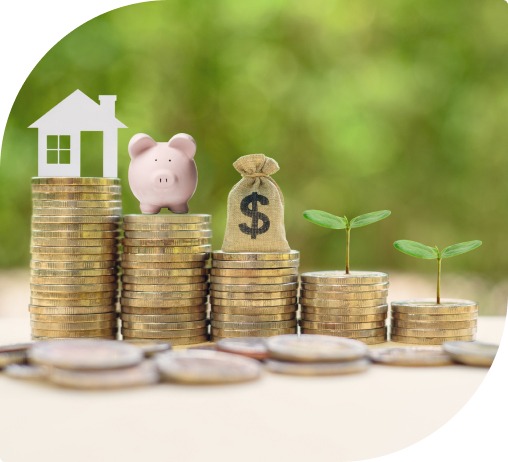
(0, 0, 507, 311)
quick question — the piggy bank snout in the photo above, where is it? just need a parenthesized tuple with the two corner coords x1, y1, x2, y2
(152, 170, 176, 189)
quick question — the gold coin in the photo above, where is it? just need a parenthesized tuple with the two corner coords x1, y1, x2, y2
(390, 300, 478, 314)
(121, 252, 210, 263)
(32, 335, 117, 340)
(301, 271, 388, 284)
(32, 199, 122, 208)
(32, 222, 119, 231)
(30, 283, 117, 292)
(300, 320, 386, 330)
(121, 260, 206, 270)
(212, 250, 300, 261)
(30, 298, 116, 307)
(212, 259, 299, 269)
(210, 297, 296, 307)
(126, 335, 209, 346)
(32, 230, 120, 239)
(121, 313, 206, 323)
(300, 291, 388, 301)
(301, 313, 386, 322)
(210, 289, 297, 300)
(122, 283, 208, 292)
(391, 312, 478, 322)
(211, 327, 296, 338)
(122, 320, 207, 331)
(31, 328, 117, 337)
(301, 298, 387, 308)
(30, 275, 117, 285)
(121, 305, 206, 315)
(123, 213, 211, 223)
(210, 268, 298, 277)
(31, 260, 116, 270)
(31, 238, 118, 247)
(121, 268, 207, 277)
(391, 327, 476, 337)
(121, 327, 208, 338)
(301, 327, 387, 338)
(124, 222, 210, 231)
(31, 215, 121, 224)
(123, 245, 212, 254)
(32, 177, 120, 185)
(121, 275, 207, 285)
(122, 238, 211, 247)
(301, 305, 389, 315)
(31, 254, 117, 263)
(210, 275, 298, 285)
(32, 207, 122, 216)
(211, 305, 297, 315)
(31, 245, 117, 254)
(121, 297, 207, 308)
(32, 192, 121, 201)
(32, 184, 121, 193)
(211, 319, 297, 330)
(211, 313, 296, 322)
(30, 313, 117, 322)
(302, 282, 389, 293)
(31, 268, 117, 277)
(391, 335, 475, 345)
(124, 230, 212, 239)
(121, 290, 208, 300)
(392, 320, 477, 330)
(31, 320, 117, 331)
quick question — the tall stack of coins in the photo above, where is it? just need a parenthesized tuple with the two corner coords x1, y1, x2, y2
(299, 271, 389, 344)
(390, 299, 478, 344)
(210, 251, 299, 340)
(30, 178, 122, 340)
(120, 214, 211, 345)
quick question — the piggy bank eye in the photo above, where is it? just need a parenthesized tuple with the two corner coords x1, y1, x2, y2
(155, 159, 158, 161)
(168, 159, 172, 162)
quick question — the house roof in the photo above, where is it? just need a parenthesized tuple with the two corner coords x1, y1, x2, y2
(29, 89, 127, 131)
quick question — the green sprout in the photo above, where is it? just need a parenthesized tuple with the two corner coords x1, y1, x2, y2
(393, 239, 482, 304)
(303, 209, 391, 274)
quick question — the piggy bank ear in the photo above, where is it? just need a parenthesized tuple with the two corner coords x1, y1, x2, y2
(128, 134, 157, 159)
(168, 133, 196, 159)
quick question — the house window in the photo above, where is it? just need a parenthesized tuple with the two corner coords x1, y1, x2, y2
(47, 135, 71, 164)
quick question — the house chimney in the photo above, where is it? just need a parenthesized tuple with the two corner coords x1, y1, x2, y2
(99, 95, 117, 117)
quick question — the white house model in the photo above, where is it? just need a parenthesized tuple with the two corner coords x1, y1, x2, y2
(29, 89, 126, 178)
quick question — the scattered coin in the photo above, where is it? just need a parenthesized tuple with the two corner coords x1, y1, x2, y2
(369, 347, 453, 366)
(442, 341, 498, 367)
(264, 358, 370, 376)
(4, 363, 49, 380)
(0, 343, 32, 368)
(123, 340, 172, 357)
(216, 337, 269, 360)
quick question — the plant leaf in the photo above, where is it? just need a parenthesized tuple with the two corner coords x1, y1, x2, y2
(393, 240, 439, 259)
(441, 240, 482, 259)
(350, 210, 391, 229)
(303, 210, 347, 229)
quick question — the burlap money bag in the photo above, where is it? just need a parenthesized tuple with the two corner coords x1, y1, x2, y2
(221, 154, 291, 252)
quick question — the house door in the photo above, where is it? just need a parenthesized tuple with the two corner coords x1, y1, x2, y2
(81, 131, 104, 177)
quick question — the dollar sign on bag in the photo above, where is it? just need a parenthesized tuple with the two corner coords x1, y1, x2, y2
(239, 192, 270, 239)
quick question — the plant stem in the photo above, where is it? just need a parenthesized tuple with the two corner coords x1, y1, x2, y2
(345, 227, 351, 274)
(436, 257, 442, 304)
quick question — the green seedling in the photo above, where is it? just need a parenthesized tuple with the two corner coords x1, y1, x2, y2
(303, 209, 391, 274)
(393, 239, 482, 304)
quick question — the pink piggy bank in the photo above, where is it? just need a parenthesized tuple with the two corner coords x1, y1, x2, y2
(128, 133, 198, 214)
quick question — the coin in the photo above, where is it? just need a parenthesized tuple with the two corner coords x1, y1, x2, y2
(32, 222, 119, 231)
(210, 268, 298, 277)
(300, 294, 386, 306)
(210, 297, 296, 307)
(3, 363, 49, 380)
(48, 360, 159, 389)
(31, 253, 117, 262)
(391, 299, 478, 314)
(31, 245, 118, 254)
(123, 214, 211, 223)
(121, 253, 210, 263)
(392, 320, 477, 330)
(301, 313, 386, 323)
(32, 230, 120, 239)
(391, 312, 478, 322)
(0, 343, 32, 368)
(121, 260, 206, 270)
(32, 183, 121, 192)
(215, 337, 269, 360)
(212, 319, 297, 330)
(30, 294, 117, 303)
(391, 327, 476, 337)
(121, 290, 208, 300)
(123, 238, 211, 247)
(121, 297, 207, 308)
(32, 199, 122, 208)
(31, 320, 117, 331)
(32, 207, 122, 216)
(31, 268, 117, 277)
(31, 238, 118, 247)
(370, 347, 454, 366)
(121, 327, 208, 339)
(124, 223, 210, 231)
(121, 306, 206, 315)
(211, 283, 298, 293)
(121, 275, 207, 285)
(32, 215, 121, 224)
(212, 250, 300, 261)
(211, 305, 297, 315)
(264, 358, 370, 376)
(123, 335, 208, 346)
(302, 305, 388, 315)
(123, 245, 212, 254)
(210, 275, 298, 285)
(391, 335, 475, 345)
(124, 230, 212, 239)
(30, 313, 117, 322)
(301, 320, 386, 330)
(30, 283, 117, 293)
(210, 290, 297, 300)
(123, 340, 172, 357)
(32, 192, 121, 201)
(302, 283, 389, 293)
(29, 339, 142, 369)
(211, 313, 296, 322)
(300, 271, 388, 284)
(121, 313, 206, 323)
(212, 259, 300, 269)
(123, 283, 207, 293)
(266, 334, 368, 362)
(211, 327, 296, 338)
(32, 335, 117, 341)
(122, 320, 207, 331)
(32, 177, 120, 185)
(29, 305, 116, 315)
(300, 291, 388, 301)
(442, 341, 498, 367)
(31, 275, 117, 285)
(156, 350, 261, 384)
(30, 328, 117, 338)
(31, 260, 116, 270)
(300, 327, 387, 338)
(121, 268, 208, 277)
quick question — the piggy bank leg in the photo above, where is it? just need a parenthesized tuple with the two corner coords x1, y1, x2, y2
(140, 204, 162, 214)
(169, 203, 189, 214)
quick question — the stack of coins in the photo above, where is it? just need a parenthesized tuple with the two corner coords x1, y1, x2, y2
(390, 299, 478, 345)
(299, 271, 389, 344)
(120, 214, 211, 345)
(210, 251, 299, 340)
(30, 178, 121, 340)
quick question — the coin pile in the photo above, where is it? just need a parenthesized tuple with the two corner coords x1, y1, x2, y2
(210, 251, 299, 340)
(120, 214, 211, 345)
(30, 178, 122, 340)
(390, 299, 478, 345)
(299, 271, 389, 344)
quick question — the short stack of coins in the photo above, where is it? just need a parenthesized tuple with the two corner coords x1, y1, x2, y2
(210, 251, 300, 340)
(120, 214, 211, 345)
(390, 299, 478, 345)
(30, 177, 122, 340)
(299, 271, 389, 344)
